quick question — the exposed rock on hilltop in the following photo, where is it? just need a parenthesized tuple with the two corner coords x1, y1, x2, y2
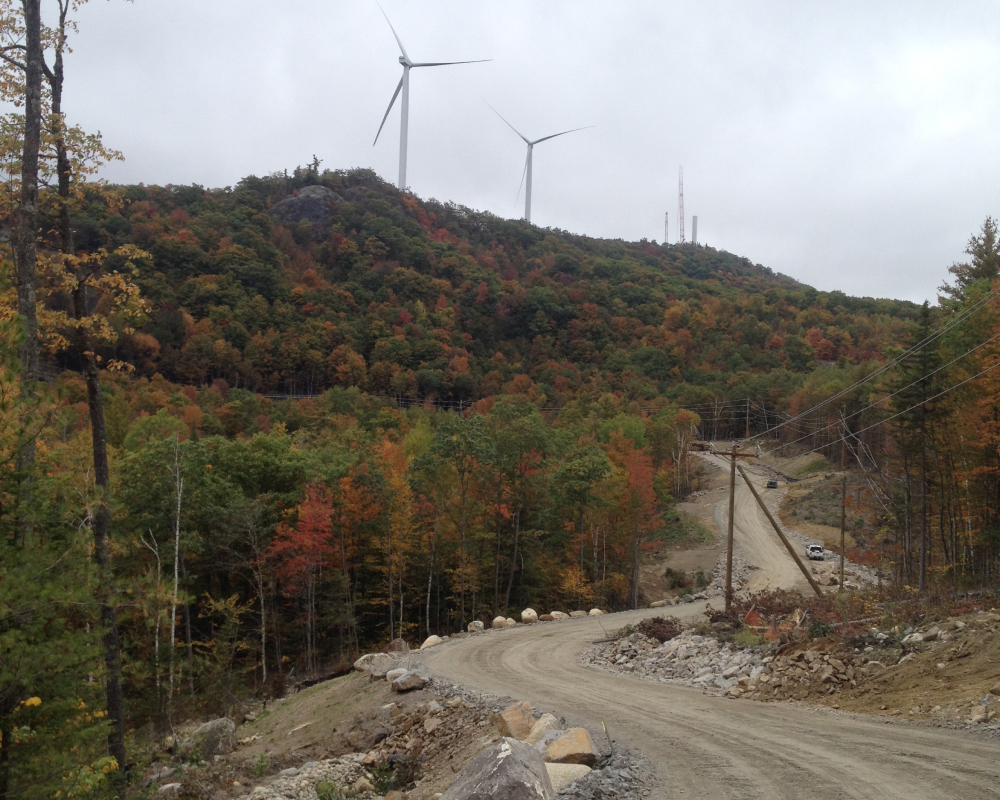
(267, 185, 342, 228)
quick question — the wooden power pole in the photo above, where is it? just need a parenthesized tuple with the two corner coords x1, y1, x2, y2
(725, 444, 759, 612)
(839, 476, 846, 592)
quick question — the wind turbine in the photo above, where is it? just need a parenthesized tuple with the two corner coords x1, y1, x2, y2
(488, 104, 592, 224)
(373, 5, 490, 191)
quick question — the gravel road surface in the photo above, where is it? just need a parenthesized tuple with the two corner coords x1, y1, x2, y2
(421, 605, 1000, 799)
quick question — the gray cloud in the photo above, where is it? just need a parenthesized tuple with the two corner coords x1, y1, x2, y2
(65, 1, 1000, 302)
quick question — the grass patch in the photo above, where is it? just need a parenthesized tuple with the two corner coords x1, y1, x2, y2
(790, 456, 832, 478)
(664, 567, 710, 591)
(732, 628, 764, 648)
(661, 510, 715, 546)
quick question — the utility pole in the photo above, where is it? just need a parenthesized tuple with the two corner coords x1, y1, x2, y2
(840, 476, 846, 592)
(664, 211, 668, 245)
(724, 444, 759, 612)
(745, 398, 750, 440)
(726, 444, 736, 612)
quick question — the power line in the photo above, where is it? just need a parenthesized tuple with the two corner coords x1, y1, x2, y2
(745, 287, 1000, 444)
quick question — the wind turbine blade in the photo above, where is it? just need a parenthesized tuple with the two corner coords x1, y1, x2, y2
(531, 125, 594, 145)
(376, 1, 409, 62)
(514, 150, 529, 209)
(373, 74, 405, 146)
(411, 59, 492, 67)
(484, 100, 529, 144)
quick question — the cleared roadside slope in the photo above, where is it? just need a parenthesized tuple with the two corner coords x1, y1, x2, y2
(421, 606, 1000, 800)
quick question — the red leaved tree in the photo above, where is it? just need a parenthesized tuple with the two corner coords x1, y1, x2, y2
(270, 484, 335, 674)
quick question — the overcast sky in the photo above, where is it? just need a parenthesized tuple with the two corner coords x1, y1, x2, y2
(63, 1, 1000, 303)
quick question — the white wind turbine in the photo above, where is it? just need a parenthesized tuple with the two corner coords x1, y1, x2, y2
(488, 104, 592, 223)
(373, 5, 490, 191)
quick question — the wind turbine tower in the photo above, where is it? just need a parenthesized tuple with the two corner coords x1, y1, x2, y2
(488, 104, 592, 223)
(664, 211, 669, 244)
(678, 166, 686, 243)
(373, 6, 490, 191)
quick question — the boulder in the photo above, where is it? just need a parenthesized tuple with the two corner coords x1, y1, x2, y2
(990, 681, 1000, 697)
(545, 764, 591, 792)
(569, 611, 588, 618)
(468, 620, 485, 633)
(158, 785, 183, 797)
(588, 608, 604, 616)
(386, 668, 407, 683)
(440, 737, 554, 800)
(353, 652, 381, 672)
(384, 637, 409, 655)
(525, 713, 560, 745)
(922, 626, 940, 641)
(650, 600, 668, 608)
(550, 611, 569, 620)
(506, 617, 516, 627)
(902, 632, 923, 645)
(493, 616, 508, 629)
(535, 728, 599, 766)
(368, 654, 400, 679)
(179, 717, 236, 759)
(521, 608, 539, 624)
(682, 594, 695, 603)
(538, 614, 554, 622)
(391, 668, 429, 693)
(491, 701, 536, 740)
(421, 635, 443, 649)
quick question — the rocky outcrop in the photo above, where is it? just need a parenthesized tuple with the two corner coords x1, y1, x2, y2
(440, 737, 554, 800)
(180, 717, 235, 758)
(267, 185, 342, 229)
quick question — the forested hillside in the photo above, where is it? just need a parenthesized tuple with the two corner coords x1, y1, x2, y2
(8, 165, 1000, 796)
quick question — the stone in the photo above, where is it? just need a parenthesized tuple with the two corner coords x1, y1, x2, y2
(391, 668, 429, 693)
(535, 727, 599, 766)
(368, 654, 400, 679)
(421, 635, 443, 649)
(682, 594, 695, 603)
(493, 616, 508, 629)
(521, 608, 539, 624)
(354, 777, 375, 793)
(588, 608, 604, 616)
(650, 600, 668, 608)
(923, 626, 940, 641)
(491, 701, 536, 740)
(446, 698, 463, 708)
(990, 682, 1000, 696)
(544, 763, 592, 792)
(970, 706, 988, 724)
(468, 620, 485, 633)
(569, 611, 588, 617)
(506, 617, 516, 627)
(525, 713, 560, 745)
(424, 717, 443, 734)
(180, 717, 236, 758)
(386, 668, 407, 683)
(863, 661, 885, 675)
(158, 784, 183, 797)
(385, 792, 405, 800)
(267, 185, 343, 228)
(550, 611, 569, 620)
(353, 652, 381, 672)
(440, 737, 554, 800)
(538, 614, 554, 622)
(901, 632, 924, 645)
(384, 637, 409, 655)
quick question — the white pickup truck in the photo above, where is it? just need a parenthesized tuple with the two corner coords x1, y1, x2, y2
(806, 544, 825, 561)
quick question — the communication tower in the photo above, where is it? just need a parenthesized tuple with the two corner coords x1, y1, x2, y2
(678, 167, 685, 243)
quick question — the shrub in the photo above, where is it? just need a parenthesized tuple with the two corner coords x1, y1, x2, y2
(637, 616, 682, 643)
(732, 628, 763, 648)
(251, 753, 269, 778)
(316, 781, 344, 800)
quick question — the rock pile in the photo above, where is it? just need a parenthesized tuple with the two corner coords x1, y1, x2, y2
(242, 754, 368, 800)
(584, 629, 768, 692)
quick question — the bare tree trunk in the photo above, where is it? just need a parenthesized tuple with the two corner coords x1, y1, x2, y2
(167, 438, 183, 708)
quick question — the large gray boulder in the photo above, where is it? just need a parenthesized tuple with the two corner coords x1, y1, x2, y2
(441, 737, 554, 800)
(180, 717, 236, 758)
(267, 185, 342, 228)
(391, 668, 429, 693)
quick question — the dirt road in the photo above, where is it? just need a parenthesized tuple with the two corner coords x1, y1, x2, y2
(421, 604, 1000, 799)
(701, 451, 809, 593)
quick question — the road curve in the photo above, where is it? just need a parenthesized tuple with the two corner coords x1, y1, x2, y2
(421, 606, 1000, 799)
